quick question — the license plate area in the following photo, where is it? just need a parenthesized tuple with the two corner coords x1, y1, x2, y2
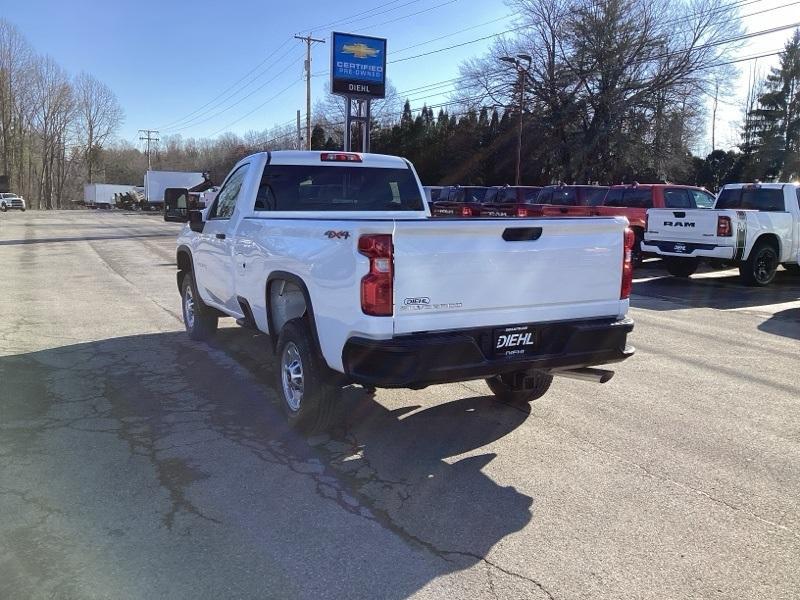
(493, 325, 537, 358)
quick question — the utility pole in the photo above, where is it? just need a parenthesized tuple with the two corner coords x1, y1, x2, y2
(138, 129, 159, 171)
(294, 34, 325, 151)
(296, 110, 302, 150)
(499, 55, 531, 186)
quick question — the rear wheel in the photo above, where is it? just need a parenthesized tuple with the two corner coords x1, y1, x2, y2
(275, 318, 339, 433)
(180, 272, 218, 341)
(486, 370, 553, 405)
(665, 257, 699, 278)
(740, 242, 778, 286)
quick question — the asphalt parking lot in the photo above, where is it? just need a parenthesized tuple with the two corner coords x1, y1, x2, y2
(2, 210, 799, 600)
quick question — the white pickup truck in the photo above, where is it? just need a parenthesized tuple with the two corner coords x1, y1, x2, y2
(642, 182, 800, 285)
(171, 151, 635, 432)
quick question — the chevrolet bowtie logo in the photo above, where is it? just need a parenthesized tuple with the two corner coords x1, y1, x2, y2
(342, 43, 379, 59)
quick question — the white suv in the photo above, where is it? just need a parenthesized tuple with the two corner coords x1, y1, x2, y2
(0, 193, 26, 212)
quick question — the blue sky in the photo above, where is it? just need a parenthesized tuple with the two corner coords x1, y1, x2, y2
(3, 0, 511, 143)
(3, 0, 797, 152)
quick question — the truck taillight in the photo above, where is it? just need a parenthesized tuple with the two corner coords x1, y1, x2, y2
(717, 216, 732, 237)
(358, 234, 393, 316)
(516, 206, 528, 218)
(621, 227, 635, 300)
(461, 206, 473, 217)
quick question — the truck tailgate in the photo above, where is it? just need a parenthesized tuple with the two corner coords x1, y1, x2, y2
(392, 217, 626, 334)
(645, 208, 732, 246)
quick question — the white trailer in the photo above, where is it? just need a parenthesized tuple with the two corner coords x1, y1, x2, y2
(84, 184, 136, 209)
(144, 171, 206, 210)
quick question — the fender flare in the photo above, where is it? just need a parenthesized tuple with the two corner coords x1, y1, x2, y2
(176, 244, 194, 292)
(265, 271, 322, 356)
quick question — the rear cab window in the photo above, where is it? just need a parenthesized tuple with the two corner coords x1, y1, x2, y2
(604, 188, 653, 208)
(716, 187, 785, 211)
(663, 188, 693, 209)
(255, 165, 424, 212)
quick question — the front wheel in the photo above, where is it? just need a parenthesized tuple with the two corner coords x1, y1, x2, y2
(486, 370, 553, 405)
(180, 272, 218, 341)
(275, 319, 339, 433)
(0, 204, 6, 212)
(20, 208, 25, 212)
(665, 257, 699, 278)
(740, 242, 778, 286)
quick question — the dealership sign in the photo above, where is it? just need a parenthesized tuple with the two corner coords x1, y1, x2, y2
(331, 32, 387, 98)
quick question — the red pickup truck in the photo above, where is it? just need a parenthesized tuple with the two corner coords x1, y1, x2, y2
(595, 184, 716, 262)
(535, 185, 609, 217)
(479, 186, 543, 217)
(430, 186, 493, 217)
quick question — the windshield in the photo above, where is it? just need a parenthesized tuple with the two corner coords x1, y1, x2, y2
(256, 165, 424, 211)
(715, 187, 785, 211)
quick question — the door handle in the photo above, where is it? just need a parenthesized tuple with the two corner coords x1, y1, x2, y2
(216, 233, 226, 240)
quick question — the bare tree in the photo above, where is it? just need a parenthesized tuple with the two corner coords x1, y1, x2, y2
(75, 72, 123, 183)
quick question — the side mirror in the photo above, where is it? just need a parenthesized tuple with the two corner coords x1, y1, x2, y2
(189, 210, 205, 233)
(164, 187, 190, 222)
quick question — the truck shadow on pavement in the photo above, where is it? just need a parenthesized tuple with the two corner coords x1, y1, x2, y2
(633, 262, 800, 311)
(757, 307, 800, 340)
(1, 328, 538, 598)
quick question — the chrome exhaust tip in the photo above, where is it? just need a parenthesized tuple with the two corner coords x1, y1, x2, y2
(553, 368, 615, 384)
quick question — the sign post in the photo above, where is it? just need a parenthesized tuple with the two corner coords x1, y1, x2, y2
(331, 32, 387, 153)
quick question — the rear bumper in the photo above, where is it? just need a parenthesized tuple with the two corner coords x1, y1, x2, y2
(342, 316, 634, 388)
(642, 240, 735, 260)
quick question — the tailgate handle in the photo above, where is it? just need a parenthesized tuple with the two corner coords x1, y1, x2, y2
(673, 211, 686, 218)
(503, 227, 542, 242)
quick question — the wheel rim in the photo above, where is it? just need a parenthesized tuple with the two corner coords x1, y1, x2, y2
(281, 342, 304, 412)
(184, 285, 195, 328)
(755, 249, 777, 283)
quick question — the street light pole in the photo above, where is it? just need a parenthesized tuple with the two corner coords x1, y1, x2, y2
(500, 54, 531, 186)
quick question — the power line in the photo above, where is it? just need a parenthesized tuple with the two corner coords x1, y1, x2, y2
(156, 39, 293, 131)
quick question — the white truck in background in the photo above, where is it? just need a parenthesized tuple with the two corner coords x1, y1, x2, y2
(84, 183, 136, 209)
(169, 151, 636, 433)
(642, 182, 800, 285)
(144, 170, 207, 211)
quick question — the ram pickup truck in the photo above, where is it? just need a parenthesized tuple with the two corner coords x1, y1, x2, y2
(595, 183, 716, 264)
(479, 186, 543, 217)
(642, 182, 800, 285)
(429, 186, 493, 217)
(170, 151, 635, 432)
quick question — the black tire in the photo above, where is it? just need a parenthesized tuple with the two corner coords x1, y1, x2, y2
(486, 370, 553, 405)
(0, 204, 6, 212)
(740, 241, 779, 287)
(180, 272, 218, 341)
(631, 229, 644, 267)
(275, 318, 338, 433)
(782, 263, 800, 275)
(665, 257, 699, 278)
(20, 208, 25, 212)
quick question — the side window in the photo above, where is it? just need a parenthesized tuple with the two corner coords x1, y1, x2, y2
(664, 188, 692, 209)
(692, 190, 715, 209)
(796, 187, 800, 210)
(538, 189, 554, 203)
(209, 164, 250, 219)
(609, 189, 651, 208)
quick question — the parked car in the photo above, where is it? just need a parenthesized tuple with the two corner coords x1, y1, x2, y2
(535, 184, 609, 217)
(0, 192, 26, 212)
(642, 182, 800, 285)
(168, 151, 635, 432)
(429, 186, 493, 217)
(594, 183, 716, 263)
(479, 186, 543, 217)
